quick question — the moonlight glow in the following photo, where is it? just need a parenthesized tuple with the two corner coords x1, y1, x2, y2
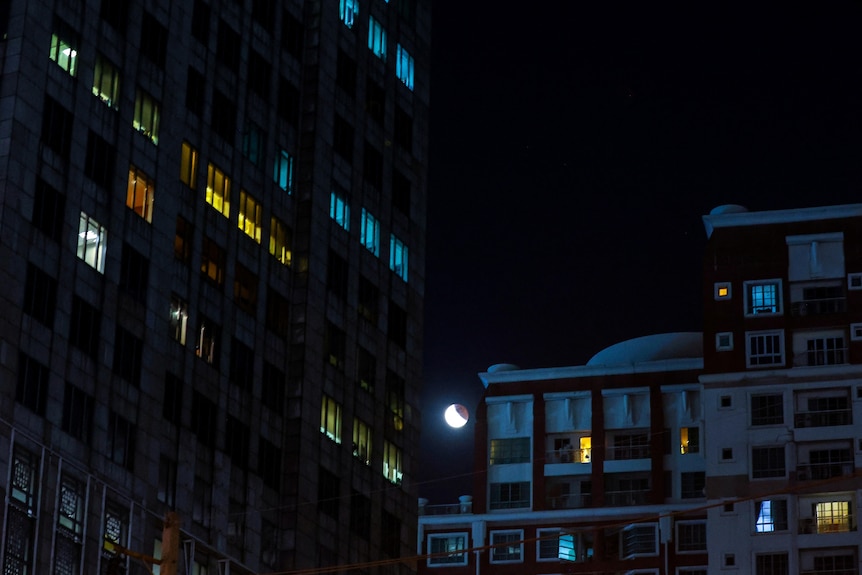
(444, 404, 469, 428)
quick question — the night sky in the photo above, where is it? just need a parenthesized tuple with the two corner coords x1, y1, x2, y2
(418, 4, 862, 503)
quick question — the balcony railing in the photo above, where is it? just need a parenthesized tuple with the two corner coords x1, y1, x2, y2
(791, 297, 846, 316)
(604, 490, 650, 506)
(606, 444, 650, 460)
(546, 448, 591, 464)
(801, 566, 858, 575)
(797, 462, 855, 481)
(793, 348, 848, 367)
(794, 409, 852, 428)
(799, 517, 856, 534)
(546, 493, 592, 509)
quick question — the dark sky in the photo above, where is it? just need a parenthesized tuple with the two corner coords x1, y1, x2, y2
(418, 4, 862, 503)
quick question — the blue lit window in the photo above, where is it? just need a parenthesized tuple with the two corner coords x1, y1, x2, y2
(389, 234, 408, 282)
(368, 17, 386, 61)
(273, 148, 295, 194)
(396, 44, 414, 91)
(339, 0, 358, 28)
(360, 208, 380, 256)
(330, 191, 350, 231)
(744, 279, 782, 316)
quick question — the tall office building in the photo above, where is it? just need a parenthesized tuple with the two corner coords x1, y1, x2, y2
(0, 0, 428, 573)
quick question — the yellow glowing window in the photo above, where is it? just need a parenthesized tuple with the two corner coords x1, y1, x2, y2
(269, 216, 292, 266)
(205, 163, 231, 217)
(680, 427, 699, 454)
(126, 166, 154, 223)
(579, 436, 592, 463)
(237, 190, 262, 243)
(320, 394, 342, 444)
(718, 287, 728, 297)
(180, 142, 198, 190)
(815, 501, 850, 533)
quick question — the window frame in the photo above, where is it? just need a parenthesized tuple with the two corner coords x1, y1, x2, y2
(489, 530, 524, 564)
(133, 88, 160, 144)
(744, 279, 783, 316)
(237, 189, 263, 243)
(77, 212, 108, 273)
(126, 165, 155, 222)
(746, 329, 785, 368)
(360, 208, 380, 256)
(205, 162, 231, 217)
(367, 16, 387, 61)
(389, 234, 408, 281)
(427, 532, 468, 567)
(396, 43, 414, 90)
(751, 446, 786, 479)
(675, 520, 706, 553)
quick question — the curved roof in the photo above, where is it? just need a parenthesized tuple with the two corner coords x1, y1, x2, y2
(586, 332, 703, 367)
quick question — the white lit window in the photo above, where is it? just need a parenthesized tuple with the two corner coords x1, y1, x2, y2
(537, 528, 582, 562)
(329, 190, 350, 230)
(383, 440, 402, 485)
(368, 16, 386, 61)
(746, 330, 784, 368)
(396, 44, 414, 90)
(754, 499, 788, 532)
(339, 0, 358, 29)
(133, 89, 160, 145)
(427, 533, 468, 566)
(49, 23, 78, 76)
(273, 148, 295, 193)
(360, 208, 380, 256)
(77, 212, 108, 273)
(352, 417, 372, 465)
(490, 530, 523, 564)
(744, 279, 782, 316)
(169, 294, 188, 345)
(389, 234, 408, 281)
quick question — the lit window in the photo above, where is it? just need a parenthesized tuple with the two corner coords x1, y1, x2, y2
(269, 216, 292, 265)
(57, 474, 85, 539)
(133, 89, 160, 144)
(746, 330, 785, 367)
(389, 234, 408, 281)
(320, 394, 342, 444)
(680, 427, 699, 454)
(714, 282, 731, 300)
(206, 163, 231, 217)
(195, 317, 219, 364)
(360, 208, 380, 256)
(273, 148, 295, 193)
(352, 418, 372, 465)
(238, 190, 262, 243)
(329, 190, 349, 230)
(490, 530, 523, 564)
(368, 16, 386, 61)
(754, 499, 788, 532)
(180, 141, 199, 189)
(49, 21, 78, 76)
(427, 533, 468, 566)
(383, 440, 402, 485)
(339, 0, 358, 28)
(92, 54, 119, 107)
(77, 212, 107, 273)
(169, 294, 188, 345)
(126, 166, 154, 222)
(200, 236, 226, 287)
(814, 501, 851, 533)
(744, 279, 782, 316)
(396, 44, 414, 90)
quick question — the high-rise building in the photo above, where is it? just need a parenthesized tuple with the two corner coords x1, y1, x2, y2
(0, 0, 429, 573)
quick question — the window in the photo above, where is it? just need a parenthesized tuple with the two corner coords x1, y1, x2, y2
(352, 418, 372, 465)
(169, 294, 189, 345)
(805, 335, 846, 366)
(133, 89, 160, 144)
(234, 262, 258, 312)
(261, 361, 285, 411)
(265, 287, 290, 339)
(746, 330, 784, 367)
(174, 216, 193, 263)
(337, 49, 357, 94)
(247, 51, 270, 101)
(490, 530, 523, 564)
(333, 114, 354, 160)
(200, 237, 226, 287)
(716, 332, 733, 351)
(428, 533, 468, 566)
(107, 412, 136, 471)
(610, 431, 650, 460)
(126, 165, 154, 222)
(269, 216, 293, 265)
(163, 372, 183, 425)
(211, 90, 236, 142)
(359, 276, 379, 322)
(158, 456, 177, 507)
(229, 338, 254, 389)
(752, 447, 785, 478)
(744, 279, 782, 316)
(339, 0, 357, 28)
(54, 474, 84, 575)
(386, 371, 405, 431)
(363, 143, 383, 188)
(395, 43, 415, 90)
(367, 78, 385, 124)
(722, 447, 734, 460)
(225, 416, 249, 469)
(350, 491, 371, 537)
(394, 106, 413, 150)
(195, 317, 220, 365)
(814, 501, 852, 533)
(489, 481, 530, 510)
(93, 53, 120, 107)
(330, 190, 350, 230)
(490, 437, 530, 464)
(389, 234, 408, 281)
(62, 383, 94, 443)
(621, 523, 658, 558)
(388, 301, 407, 346)
(680, 427, 699, 454)
(851, 322, 862, 342)
(140, 12, 167, 67)
(537, 528, 583, 562)
(318, 467, 340, 517)
(258, 438, 282, 490)
(681, 472, 705, 499)
(206, 162, 231, 216)
(383, 439, 403, 485)
(216, 19, 240, 71)
(278, 77, 300, 125)
(180, 141, 199, 189)
(282, 10, 303, 58)
(100, 0, 128, 31)
(85, 130, 116, 189)
(113, 326, 143, 386)
(191, 390, 217, 448)
(676, 521, 706, 552)
(23, 263, 57, 327)
(49, 19, 78, 76)
(324, 322, 346, 369)
(357, 347, 376, 392)
(849, 272, 862, 290)
(69, 296, 100, 358)
(186, 67, 205, 115)
(368, 16, 386, 60)
(238, 190, 262, 242)
(751, 394, 784, 425)
(42, 96, 73, 159)
(360, 208, 380, 256)
(32, 178, 65, 241)
(714, 281, 731, 300)
(754, 499, 788, 532)
(320, 394, 342, 443)
(192, 477, 212, 526)
(273, 148, 295, 193)
(755, 553, 788, 575)
(16, 352, 49, 415)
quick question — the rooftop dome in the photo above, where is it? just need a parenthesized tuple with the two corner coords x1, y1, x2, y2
(586, 332, 703, 367)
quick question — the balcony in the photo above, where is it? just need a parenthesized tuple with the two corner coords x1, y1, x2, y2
(797, 462, 854, 481)
(546, 448, 591, 464)
(795, 409, 852, 428)
(793, 346, 848, 368)
(604, 489, 650, 506)
(546, 493, 592, 509)
(791, 297, 846, 317)
(800, 517, 856, 535)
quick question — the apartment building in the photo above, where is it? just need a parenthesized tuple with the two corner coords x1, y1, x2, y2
(0, 0, 429, 573)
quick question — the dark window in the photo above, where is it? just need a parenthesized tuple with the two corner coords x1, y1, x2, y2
(191, 0, 210, 43)
(84, 131, 115, 189)
(680, 471, 705, 499)
(388, 302, 407, 347)
(281, 10, 303, 59)
(752, 447, 786, 478)
(248, 50, 271, 100)
(350, 491, 371, 537)
(252, 0, 275, 32)
(363, 143, 383, 188)
(278, 77, 300, 125)
(751, 394, 783, 426)
(16, 353, 49, 415)
(163, 372, 183, 425)
(174, 216, 193, 263)
(107, 412, 136, 471)
(195, 316, 220, 365)
(262, 361, 285, 411)
(201, 236, 226, 287)
(333, 115, 354, 161)
(394, 106, 413, 151)
(216, 19, 240, 71)
(395, 0, 415, 25)
(336, 49, 356, 95)
(62, 383, 94, 443)
(234, 262, 258, 313)
(42, 96, 73, 159)
(317, 467, 339, 518)
(386, 370, 405, 431)
(327, 249, 348, 301)
(324, 322, 346, 370)
(140, 12, 168, 68)
(756, 553, 789, 575)
(229, 338, 254, 389)
(100, 0, 128, 31)
(242, 124, 261, 164)
(265, 287, 290, 339)
(211, 90, 237, 142)
(23, 263, 57, 327)
(258, 438, 282, 490)
(69, 296, 100, 358)
(113, 326, 143, 386)
(225, 416, 249, 469)
(32, 178, 65, 241)
(366, 79, 385, 124)
(357, 347, 376, 392)
(358, 276, 378, 322)
(158, 456, 177, 507)
(186, 67, 205, 116)
(191, 390, 217, 447)
(381, 510, 400, 557)
(392, 170, 411, 216)
(119, 243, 149, 304)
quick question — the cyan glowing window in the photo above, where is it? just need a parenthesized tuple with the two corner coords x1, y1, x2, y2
(329, 191, 350, 231)
(77, 212, 107, 273)
(360, 208, 380, 256)
(745, 280, 781, 315)
(368, 17, 386, 61)
(273, 148, 295, 194)
(339, 0, 357, 28)
(383, 440, 402, 485)
(396, 44, 414, 90)
(389, 234, 408, 282)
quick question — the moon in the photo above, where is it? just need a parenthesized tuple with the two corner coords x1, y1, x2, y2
(444, 403, 469, 428)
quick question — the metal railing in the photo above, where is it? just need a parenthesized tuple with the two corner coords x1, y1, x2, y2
(604, 490, 650, 506)
(606, 444, 650, 460)
(545, 494, 592, 509)
(546, 448, 591, 464)
(793, 347, 848, 367)
(797, 462, 854, 481)
(794, 409, 852, 428)
(791, 297, 846, 316)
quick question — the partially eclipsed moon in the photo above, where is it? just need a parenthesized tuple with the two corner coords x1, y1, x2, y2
(444, 403, 469, 428)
